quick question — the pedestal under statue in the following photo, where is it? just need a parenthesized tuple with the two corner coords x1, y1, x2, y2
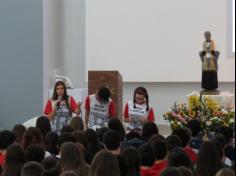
(199, 31, 220, 95)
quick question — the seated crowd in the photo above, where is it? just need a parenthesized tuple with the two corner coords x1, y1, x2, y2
(0, 116, 235, 176)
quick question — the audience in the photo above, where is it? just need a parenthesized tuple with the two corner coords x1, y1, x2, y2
(0, 115, 234, 176)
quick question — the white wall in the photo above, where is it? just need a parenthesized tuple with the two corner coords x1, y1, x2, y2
(43, 0, 235, 124)
(43, 0, 64, 104)
(86, 0, 235, 82)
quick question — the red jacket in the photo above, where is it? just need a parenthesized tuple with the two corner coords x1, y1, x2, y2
(152, 160, 168, 176)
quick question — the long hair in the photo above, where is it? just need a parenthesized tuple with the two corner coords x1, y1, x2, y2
(22, 127, 44, 150)
(121, 147, 140, 176)
(61, 142, 89, 176)
(196, 141, 223, 176)
(90, 150, 120, 176)
(52, 81, 72, 115)
(133, 87, 150, 111)
(3, 144, 26, 176)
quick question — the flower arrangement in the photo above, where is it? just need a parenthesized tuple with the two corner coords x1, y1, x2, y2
(163, 95, 235, 131)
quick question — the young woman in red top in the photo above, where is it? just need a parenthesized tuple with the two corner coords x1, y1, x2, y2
(44, 81, 81, 133)
(124, 87, 155, 131)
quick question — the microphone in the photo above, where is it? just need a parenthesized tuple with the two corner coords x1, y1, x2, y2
(57, 96, 63, 110)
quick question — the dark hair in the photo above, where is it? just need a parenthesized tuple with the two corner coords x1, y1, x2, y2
(121, 147, 140, 176)
(3, 144, 26, 176)
(45, 131, 59, 155)
(52, 81, 72, 114)
(0, 130, 16, 150)
(213, 134, 227, 159)
(69, 116, 84, 132)
(96, 127, 109, 143)
(149, 140, 167, 160)
(160, 167, 182, 176)
(165, 135, 182, 151)
(172, 128, 191, 148)
(103, 130, 121, 151)
(84, 129, 104, 164)
(58, 133, 76, 151)
(148, 134, 165, 143)
(177, 166, 194, 176)
(0, 165, 2, 175)
(97, 87, 111, 103)
(72, 131, 88, 148)
(42, 156, 61, 176)
(60, 125, 74, 134)
(196, 141, 223, 176)
(126, 131, 142, 141)
(60, 142, 89, 176)
(60, 171, 78, 176)
(168, 148, 194, 171)
(133, 87, 150, 111)
(187, 120, 202, 137)
(22, 127, 44, 150)
(36, 116, 51, 139)
(12, 124, 26, 144)
(21, 161, 44, 176)
(142, 122, 159, 141)
(25, 144, 45, 163)
(90, 150, 120, 176)
(215, 126, 234, 144)
(108, 118, 125, 141)
(139, 143, 155, 167)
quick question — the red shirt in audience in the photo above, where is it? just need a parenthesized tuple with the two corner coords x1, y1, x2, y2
(185, 146, 197, 163)
(0, 153, 5, 166)
(140, 167, 157, 176)
(152, 160, 168, 176)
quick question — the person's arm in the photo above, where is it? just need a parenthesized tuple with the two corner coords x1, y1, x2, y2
(44, 100, 58, 121)
(123, 103, 132, 123)
(84, 96, 91, 128)
(85, 110, 90, 129)
(70, 96, 81, 115)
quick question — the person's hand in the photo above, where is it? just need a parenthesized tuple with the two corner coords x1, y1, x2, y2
(52, 99, 61, 110)
(140, 117, 147, 124)
(77, 102, 82, 109)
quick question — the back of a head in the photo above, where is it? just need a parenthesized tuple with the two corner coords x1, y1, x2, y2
(142, 122, 159, 141)
(21, 161, 43, 176)
(22, 127, 43, 150)
(60, 125, 74, 134)
(36, 116, 51, 139)
(0, 130, 16, 150)
(160, 167, 182, 176)
(165, 135, 182, 152)
(121, 147, 140, 176)
(42, 156, 61, 176)
(197, 141, 222, 176)
(69, 116, 84, 132)
(187, 120, 202, 137)
(103, 130, 121, 151)
(108, 118, 125, 141)
(96, 127, 109, 143)
(149, 140, 167, 161)
(97, 87, 111, 103)
(58, 133, 76, 151)
(215, 126, 234, 144)
(72, 131, 88, 148)
(90, 150, 120, 176)
(216, 168, 235, 176)
(85, 129, 99, 144)
(60, 142, 85, 172)
(172, 128, 191, 148)
(177, 166, 194, 176)
(25, 144, 45, 163)
(139, 143, 155, 167)
(168, 148, 193, 171)
(45, 131, 59, 155)
(60, 171, 78, 176)
(12, 124, 26, 144)
(126, 131, 142, 141)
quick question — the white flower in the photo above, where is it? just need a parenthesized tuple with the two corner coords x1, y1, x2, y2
(206, 121, 212, 126)
(229, 119, 235, 123)
(177, 121, 182, 126)
(170, 121, 175, 125)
